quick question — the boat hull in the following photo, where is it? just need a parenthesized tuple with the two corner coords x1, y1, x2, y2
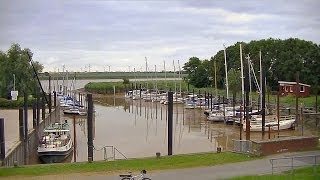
(38, 147, 73, 163)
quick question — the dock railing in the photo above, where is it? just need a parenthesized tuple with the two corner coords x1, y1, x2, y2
(94, 145, 127, 161)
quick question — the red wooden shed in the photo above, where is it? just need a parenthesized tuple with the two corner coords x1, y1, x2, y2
(278, 81, 311, 97)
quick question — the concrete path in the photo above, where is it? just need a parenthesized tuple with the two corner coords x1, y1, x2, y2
(3, 150, 320, 180)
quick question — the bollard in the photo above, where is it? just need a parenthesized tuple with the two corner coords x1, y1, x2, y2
(217, 146, 221, 153)
(156, 152, 161, 158)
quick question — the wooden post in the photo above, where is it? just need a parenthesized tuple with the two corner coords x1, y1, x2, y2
(73, 115, 77, 162)
(36, 92, 40, 126)
(33, 102, 37, 128)
(210, 94, 213, 111)
(239, 105, 242, 140)
(168, 91, 173, 156)
(295, 72, 299, 124)
(301, 106, 304, 136)
(262, 69, 266, 136)
(41, 96, 45, 120)
(87, 94, 94, 162)
(24, 91, 28, 165)
(19, 108, 24, 141)
(244, 60, 250, 140)
(277, 90, 280, 137)
(0, 118, 5, 166)
(54, 91, 57, 107)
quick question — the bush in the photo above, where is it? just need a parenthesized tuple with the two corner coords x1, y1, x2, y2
(0, 97, 35, 108)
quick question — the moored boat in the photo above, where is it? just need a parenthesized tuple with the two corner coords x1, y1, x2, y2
(37, 121, 73, 163)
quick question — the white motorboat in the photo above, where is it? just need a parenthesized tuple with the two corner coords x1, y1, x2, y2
(37, 121, 73, 163)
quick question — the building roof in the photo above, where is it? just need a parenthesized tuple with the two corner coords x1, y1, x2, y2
(278, 81, 311, 87)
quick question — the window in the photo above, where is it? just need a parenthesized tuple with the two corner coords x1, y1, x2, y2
(300, 85, 305, 92)
(285, 86, 289, 92)
(289, 86, 293, 92)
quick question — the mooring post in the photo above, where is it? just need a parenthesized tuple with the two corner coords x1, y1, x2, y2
(54, 91, 57, 107)
(23, 92, 28, 165)
(33, 102, 37, 128)
(19, 107, 24, 141)
(295, 72, 299, 124)
(262, 70, 266, 136)
(210, 94, 213, 111)
(87, 94, 94, 162)
(41, 96, 45, 120)
(36, 92, 40, 126)
(48, 92, 52, 114)
(168, 91, 173, 156)
(244, 61, 250, 140)
(0, 118, 5, 166)
(73, 115, 77, 163)
(24, 92, 28, 139)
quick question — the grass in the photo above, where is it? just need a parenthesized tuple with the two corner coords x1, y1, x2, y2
(227, 165, 320, 180)
(0, 152, 257, 177)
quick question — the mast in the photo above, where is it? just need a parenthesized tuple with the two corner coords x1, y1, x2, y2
(223, 44, 229, 99)
(178, 60, 182, 95)
(154, 65, 157, 91)
(259, 50, 262, 108)
(214, 59, 217, 97)
(173, 60, 176, 94)
(134, 67, 137, 89)
(246, 54, 252, 107)
(164, 60, 167, 89)
(145, 57, 148, 90)
(240, 44, 244, 105)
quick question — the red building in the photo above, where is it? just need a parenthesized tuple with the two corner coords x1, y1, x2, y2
(278, 81, 311, 97)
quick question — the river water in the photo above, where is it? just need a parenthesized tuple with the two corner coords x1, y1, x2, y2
(1, 79, 319, 164)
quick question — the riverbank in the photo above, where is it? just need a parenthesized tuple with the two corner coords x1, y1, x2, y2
(0, 152, 257, 177)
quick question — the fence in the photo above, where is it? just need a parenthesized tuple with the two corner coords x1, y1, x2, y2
(233, 140, 252, 154)
(270, 154, 320, 177)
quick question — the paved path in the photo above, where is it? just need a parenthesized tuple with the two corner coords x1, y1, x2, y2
(3, 150, 320, 180)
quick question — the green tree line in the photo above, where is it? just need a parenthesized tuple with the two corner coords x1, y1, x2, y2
(183, 38, 320, 93)
(0, 43, 43, 99)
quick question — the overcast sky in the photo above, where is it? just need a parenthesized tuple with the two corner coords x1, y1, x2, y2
(1, 0, 319, 72)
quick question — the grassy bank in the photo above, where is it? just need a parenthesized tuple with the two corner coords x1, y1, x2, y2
(0, 152, 257, 177)
(228, 165, 320, 180)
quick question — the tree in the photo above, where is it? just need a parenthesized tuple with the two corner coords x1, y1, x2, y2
(228, 68, 242, 98)
(0, 43, 43, 98)
(183, 57, 211, 88)
(209, 38, 320, 91)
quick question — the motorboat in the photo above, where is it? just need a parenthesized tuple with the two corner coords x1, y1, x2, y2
(37, 121, 73, 163)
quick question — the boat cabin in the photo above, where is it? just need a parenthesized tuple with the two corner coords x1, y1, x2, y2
(278, 81, 311, 97)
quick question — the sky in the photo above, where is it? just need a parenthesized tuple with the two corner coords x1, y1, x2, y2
(0, 0, 319, 72)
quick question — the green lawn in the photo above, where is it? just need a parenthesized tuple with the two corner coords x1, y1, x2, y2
(0, 152, 257, 177)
